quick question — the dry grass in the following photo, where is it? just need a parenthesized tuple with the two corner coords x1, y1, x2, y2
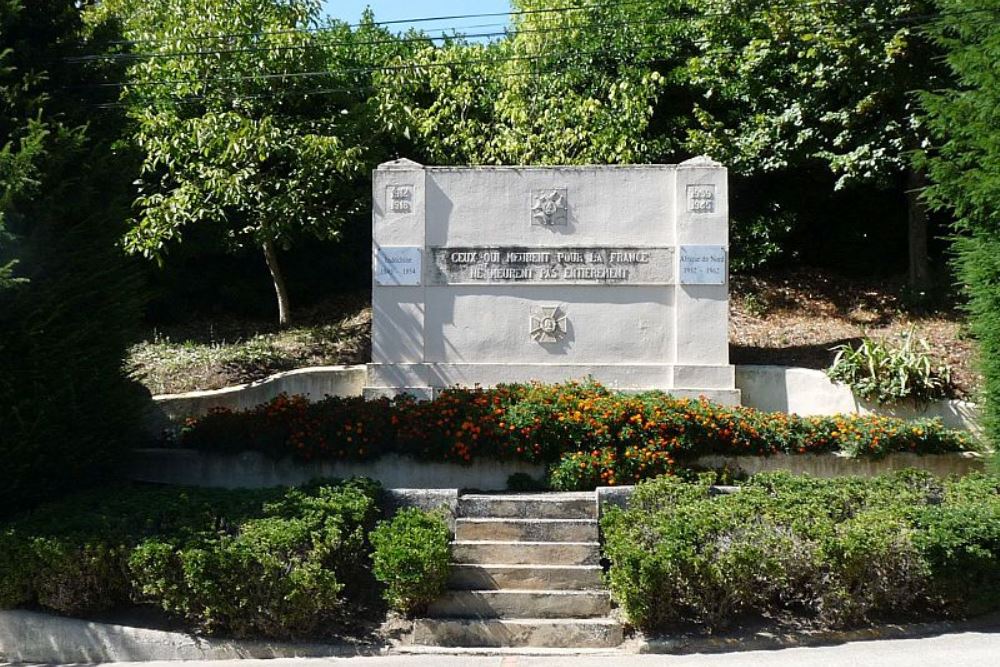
(128, 293, 370, 395)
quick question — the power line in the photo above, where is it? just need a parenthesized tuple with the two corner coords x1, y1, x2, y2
(92, 6, 952, 113)
(101, 0, 686, 47)
(74, 0, 831, 63)
(77, 7, 991, 94)
(70, 2, 999, 73)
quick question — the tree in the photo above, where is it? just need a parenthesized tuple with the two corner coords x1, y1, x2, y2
(680, 0, 947, 289)
(374, 0, 691, 165)
(1, 0, 146, 514)
(93, 0, 388, 325)
(917, 0, 1000, 446)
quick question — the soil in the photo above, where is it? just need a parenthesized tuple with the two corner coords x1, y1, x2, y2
(730, 270, 980, 398)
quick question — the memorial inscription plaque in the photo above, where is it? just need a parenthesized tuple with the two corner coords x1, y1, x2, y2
(429, 247, 675, 285)
(367, 158, 739, 404)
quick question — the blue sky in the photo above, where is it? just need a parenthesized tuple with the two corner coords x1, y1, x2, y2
(321, 1, 512, 35)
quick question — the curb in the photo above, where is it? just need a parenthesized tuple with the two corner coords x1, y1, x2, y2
(637, 612, 1000, 654)
(0, 609, 385, 663)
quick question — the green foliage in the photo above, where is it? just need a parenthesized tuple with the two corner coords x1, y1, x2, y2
(130, 480, 380, 637)
(370, 508, 451, 615)
(602, 471, 1000, 633)
(827, 330, 954, 404)
(91, 0, 400, 323)
(917, 0, 1000, 448)
(0, 0, 147, 515)
(683, 0, 942, 188)
(0, 480, 384, 639)
(374, 0, 685, 165)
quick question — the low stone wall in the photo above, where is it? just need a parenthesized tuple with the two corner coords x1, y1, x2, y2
(735, 365, 981, 434)
(128, 449, 546, 492)
(147, 365, 982, 436)
(151, 365, 366, 424)
(129, 449, 984, 496)
(695, 451, 985, 479)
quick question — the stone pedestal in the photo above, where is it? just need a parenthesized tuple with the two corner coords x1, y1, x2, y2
(366, 157, 739, 404)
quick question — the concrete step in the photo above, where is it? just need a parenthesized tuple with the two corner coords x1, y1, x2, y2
(412, 617, 624, 648)
(458, 493, 595, 520)
(448, 564, 604, 591)
(451, 541, 600, 566)
(455, 518, 599, 543)
(426, 589, 610, 619)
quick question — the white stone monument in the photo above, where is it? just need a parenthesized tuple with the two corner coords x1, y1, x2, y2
(365, 157, 740, 404)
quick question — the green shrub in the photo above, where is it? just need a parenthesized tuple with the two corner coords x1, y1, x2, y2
(370, 508, 451, 615)
(602, 471, 1000, 634)
(0, 0, 147, 516)
(129, 480, 380, 638)
(0, 480, 383, 639)
(827, 330, 953, 404)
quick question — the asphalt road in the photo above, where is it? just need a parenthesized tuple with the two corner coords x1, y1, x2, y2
(39, 629, 998, 667)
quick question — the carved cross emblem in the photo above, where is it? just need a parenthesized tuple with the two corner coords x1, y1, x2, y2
(530, 305, 568, 343)
(531, 189, 568, 226)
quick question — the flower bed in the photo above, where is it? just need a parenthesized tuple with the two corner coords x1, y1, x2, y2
(178, 382, 977, 489)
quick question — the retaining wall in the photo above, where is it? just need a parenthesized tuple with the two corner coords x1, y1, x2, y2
(735, 365, 981, 434)
(129, 449, 985, 493)
(129, 449, 547, 491)
(149, 364, 982, 434)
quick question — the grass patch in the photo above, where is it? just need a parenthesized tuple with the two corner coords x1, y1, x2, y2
(129, 296, 369, 394)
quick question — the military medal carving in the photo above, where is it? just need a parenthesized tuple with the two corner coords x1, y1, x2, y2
(530, 305, 568, 343)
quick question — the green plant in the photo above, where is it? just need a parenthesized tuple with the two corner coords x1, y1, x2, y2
(129, 480, 380, 638)
(602, 471, 1000, 634)
(827, 330, 954, 404)
(0, 480, 383, 639)
(0, 0, 146, 516)
(370, 508, 451, 616)
(918, 0, 1000, 449)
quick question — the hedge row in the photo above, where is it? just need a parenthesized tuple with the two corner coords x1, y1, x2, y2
(603, 470, 1000, 633)
(0, 480, 449, 638)
(179, 381, 975, 488)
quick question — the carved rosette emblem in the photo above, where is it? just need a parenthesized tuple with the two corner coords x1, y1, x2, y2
(531, 189, 568, 226)
(530, 305, 568, 343)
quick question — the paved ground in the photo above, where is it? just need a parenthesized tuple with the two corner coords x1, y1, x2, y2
(22, 629, 994, 667)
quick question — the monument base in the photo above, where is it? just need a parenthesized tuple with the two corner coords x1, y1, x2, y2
(363, 362, 741, 405)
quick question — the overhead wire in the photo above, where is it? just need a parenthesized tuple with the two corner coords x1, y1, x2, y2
(80, 4, 999, 111)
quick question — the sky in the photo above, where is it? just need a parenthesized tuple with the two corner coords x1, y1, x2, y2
(321, 0, 512, 35)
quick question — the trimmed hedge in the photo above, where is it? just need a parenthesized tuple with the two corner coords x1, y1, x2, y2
(0, 480, 384, 639)
(603, 471, 1000, 633)
(180, 381, 976, 489)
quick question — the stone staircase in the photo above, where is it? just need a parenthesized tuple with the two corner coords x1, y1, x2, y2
(412, 492, 623, 649)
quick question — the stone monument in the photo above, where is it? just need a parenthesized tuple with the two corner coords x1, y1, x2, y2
(365, 157, 740, 404)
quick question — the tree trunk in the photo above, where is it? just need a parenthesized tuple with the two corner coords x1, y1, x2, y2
(906, 168, 931, 294)
(263, 239, 291, 327)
